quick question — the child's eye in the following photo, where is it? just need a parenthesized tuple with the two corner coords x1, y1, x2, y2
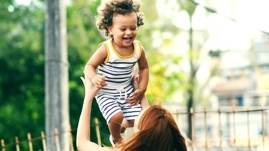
(120, 28, 126, 31)
(131, 27, 137, 31)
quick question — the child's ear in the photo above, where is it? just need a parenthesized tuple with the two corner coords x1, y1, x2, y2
(108, 26, 113, 35)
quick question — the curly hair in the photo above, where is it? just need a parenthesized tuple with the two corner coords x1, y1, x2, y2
(96, 0, 144, 37)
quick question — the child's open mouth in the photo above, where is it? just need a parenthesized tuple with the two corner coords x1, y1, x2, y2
(123, 37, 133, 41)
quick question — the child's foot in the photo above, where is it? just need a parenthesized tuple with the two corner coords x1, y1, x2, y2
(121, 127, 134, 140)
(120, 129, 127, 138)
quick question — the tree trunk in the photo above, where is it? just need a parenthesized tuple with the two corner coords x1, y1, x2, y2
(187, 15, 194, 141)
(45, 0, 69, 150)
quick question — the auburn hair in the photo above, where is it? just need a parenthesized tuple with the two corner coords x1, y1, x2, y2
(118, 105, 187, 151)
(96, 0, 144, 37)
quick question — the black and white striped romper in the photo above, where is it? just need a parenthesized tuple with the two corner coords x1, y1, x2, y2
(95, 38, 143, 124)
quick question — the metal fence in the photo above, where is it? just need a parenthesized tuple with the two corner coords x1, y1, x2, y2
(1, 118, 103, 151)
(172, 106, 269, 151)
(1, 108, 269, 151)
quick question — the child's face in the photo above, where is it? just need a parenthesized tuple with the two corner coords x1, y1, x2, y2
(108, 11, 138, 47)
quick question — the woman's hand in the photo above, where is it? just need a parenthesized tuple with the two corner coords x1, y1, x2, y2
(81, 72, 102, 97)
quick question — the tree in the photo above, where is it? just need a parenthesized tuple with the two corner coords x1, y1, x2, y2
(176, 0, 197, 141)
(45, 0, 69, 150)
(174, 0, 219, 141)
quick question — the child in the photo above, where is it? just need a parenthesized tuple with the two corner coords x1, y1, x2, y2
(84, 0, 149, 146)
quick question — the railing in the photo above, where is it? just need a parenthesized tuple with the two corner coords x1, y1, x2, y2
(1, 108, 269, 151)
(1, 118, 102, 151)
(172, 106, 269, 151)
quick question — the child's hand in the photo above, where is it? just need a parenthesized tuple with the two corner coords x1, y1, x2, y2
(91, 74, 107, 89)
(126, 89, 144, 107)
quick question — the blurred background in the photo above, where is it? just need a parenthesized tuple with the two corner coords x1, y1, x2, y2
(0, 0, 269, 150)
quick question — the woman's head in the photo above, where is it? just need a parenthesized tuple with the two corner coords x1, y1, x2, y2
(96, 0, 144, 38)
(120, 105, 187, 151)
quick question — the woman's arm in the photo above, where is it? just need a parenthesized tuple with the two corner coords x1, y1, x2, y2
(76, 74, 110, 151)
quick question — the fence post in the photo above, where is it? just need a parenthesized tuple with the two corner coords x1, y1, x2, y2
(41, 131, 47, 151)
(232, 106, 237, 151)
(247, 109, 250, 151)
(226, 112, 231, 140)
(69, 125, 74, 151)
(190, 107, 196, 150)
(265, 111, 268, 136)
(261, 108, 265, 151)
(218, 108, 223, 150)
(204, 107, 208, 151)
(1, 139, 5, 151)
(27, 133, 33, 151)
(95, 118, 101, 145)
(15, 137, 20, 151)
(54, 128, 60, 151)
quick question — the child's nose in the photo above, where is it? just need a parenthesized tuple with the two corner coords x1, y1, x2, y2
(126, 29, 132, 34)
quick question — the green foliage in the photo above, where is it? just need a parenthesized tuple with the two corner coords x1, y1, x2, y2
(146, 52, 184, 104)
(137, 1, 187, 104)
(0, 0, 45, 146)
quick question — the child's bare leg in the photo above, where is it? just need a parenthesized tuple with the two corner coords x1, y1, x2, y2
(120, 119, 134, 133)
(108, 112, 124, 144)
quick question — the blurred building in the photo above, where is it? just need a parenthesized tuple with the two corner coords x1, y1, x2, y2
(211, 33, 269, 107)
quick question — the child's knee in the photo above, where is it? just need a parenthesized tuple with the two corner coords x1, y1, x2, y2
(109, 112, 124, 124)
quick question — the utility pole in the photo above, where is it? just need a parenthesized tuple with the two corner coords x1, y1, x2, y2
(45, 0, 69, 150)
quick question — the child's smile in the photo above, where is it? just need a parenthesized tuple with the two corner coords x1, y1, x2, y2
(108, 12, 138, 47)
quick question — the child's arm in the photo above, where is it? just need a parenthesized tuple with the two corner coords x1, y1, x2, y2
(132, 68, 149, 110)
(126, 48, 149, 106)
(137, 48, 149, 94)
(84, 44, 107, 88)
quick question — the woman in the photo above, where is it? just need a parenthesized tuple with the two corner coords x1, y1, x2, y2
(77, 74, 187, 151)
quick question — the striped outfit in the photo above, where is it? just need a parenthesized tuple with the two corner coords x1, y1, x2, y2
(95, 38, 143, 124)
